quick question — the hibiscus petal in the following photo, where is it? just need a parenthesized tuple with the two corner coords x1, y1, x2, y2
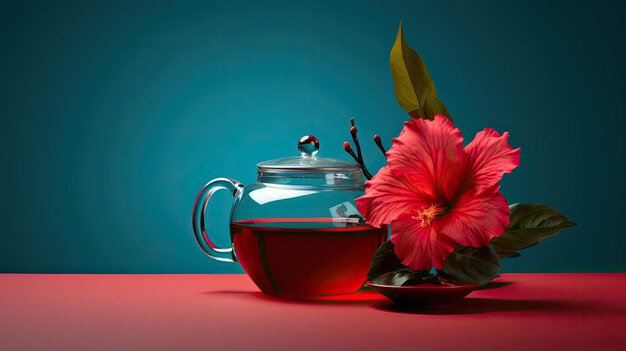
(464, 128, 520, 194)
(390, 215, 457, 270)
(438, 187, 510, 248)
(386, 114, 464, 202)
(355, 166, 431, 227)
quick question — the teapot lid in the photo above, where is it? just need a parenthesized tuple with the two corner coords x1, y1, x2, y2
(257, 135, 362, 172)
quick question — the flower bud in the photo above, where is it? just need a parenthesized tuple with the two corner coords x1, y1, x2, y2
(343, 141, 353, 152)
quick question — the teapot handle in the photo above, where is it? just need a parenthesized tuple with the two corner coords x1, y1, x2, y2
(192, 178, 244, 262)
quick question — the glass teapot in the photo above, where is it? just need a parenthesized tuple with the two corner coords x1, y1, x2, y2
(192, 136, 387, 297)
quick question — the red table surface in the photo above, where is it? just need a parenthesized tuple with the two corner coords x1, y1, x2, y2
(1, 273, 625, 351)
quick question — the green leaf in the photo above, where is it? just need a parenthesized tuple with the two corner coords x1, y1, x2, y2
(491, 204, 578, 259)
(373, 269, 437, 286)
(368, 241, 435, 286)
(368, 241, 404, 280)
(440, 246, 502, 285)
(390, 21, 451, 120)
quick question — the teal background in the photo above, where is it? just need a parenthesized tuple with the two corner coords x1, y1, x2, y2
(2, 0, 624, 273)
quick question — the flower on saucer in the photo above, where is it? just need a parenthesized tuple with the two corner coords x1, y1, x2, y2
(355, 115, 520, 270)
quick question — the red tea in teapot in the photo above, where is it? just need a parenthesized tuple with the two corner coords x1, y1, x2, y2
(192, 136, 386, 297)
(231, 218, 387, 297)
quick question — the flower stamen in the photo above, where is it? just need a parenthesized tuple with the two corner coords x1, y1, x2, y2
(412, 204, 446, 227)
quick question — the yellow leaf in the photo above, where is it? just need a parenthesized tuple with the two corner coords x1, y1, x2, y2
(390, 22, 451, 120)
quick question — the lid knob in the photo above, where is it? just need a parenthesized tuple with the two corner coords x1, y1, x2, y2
(298, 135, 320, 156)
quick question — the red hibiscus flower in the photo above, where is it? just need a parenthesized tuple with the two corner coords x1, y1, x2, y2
(355, 115, 521, 270)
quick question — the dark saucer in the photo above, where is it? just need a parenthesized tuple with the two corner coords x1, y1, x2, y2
(366, 281, 479, 310)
